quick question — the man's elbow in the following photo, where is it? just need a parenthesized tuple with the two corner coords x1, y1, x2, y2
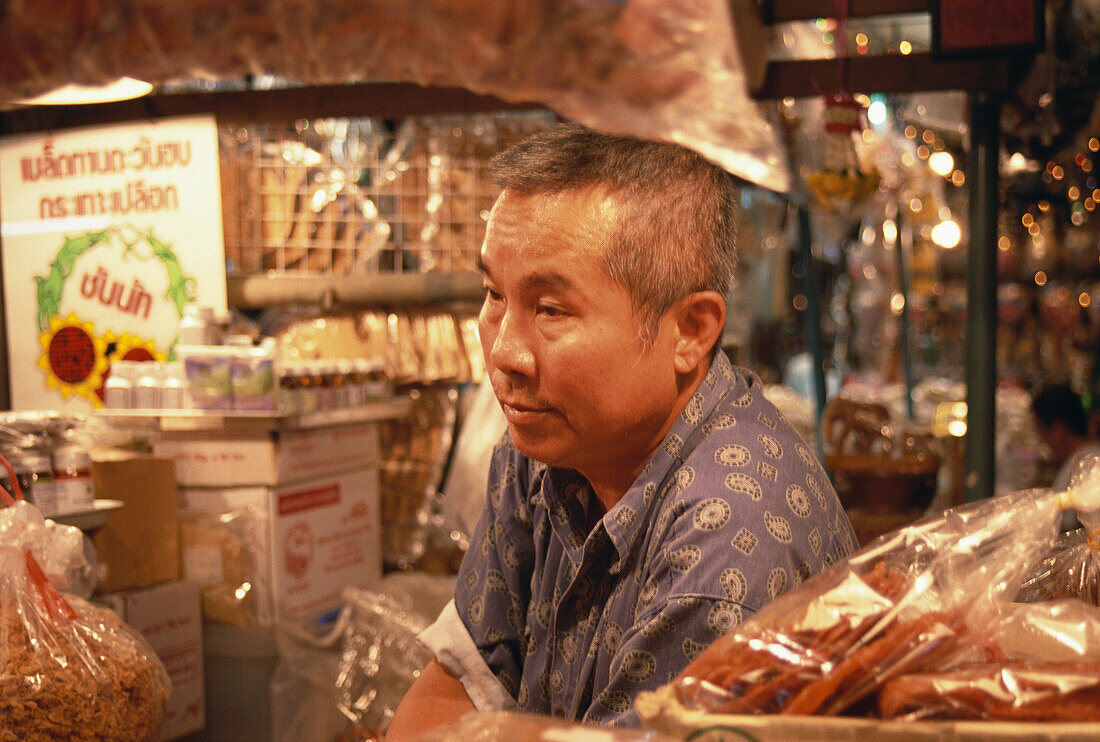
(386, 659, 477, 741)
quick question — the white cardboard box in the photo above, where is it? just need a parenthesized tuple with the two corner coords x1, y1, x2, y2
(154, 421, 380, 487)
(181, 466, 382, 622)
(98, 581, 205, 741)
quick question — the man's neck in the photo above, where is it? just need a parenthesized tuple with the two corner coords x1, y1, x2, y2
(581, 356, 714, 513)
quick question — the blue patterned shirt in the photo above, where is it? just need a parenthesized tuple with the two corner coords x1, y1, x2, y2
(450, 351, 856, 725)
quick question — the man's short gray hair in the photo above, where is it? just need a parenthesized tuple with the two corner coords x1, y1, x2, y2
(489, 122, 739, 342)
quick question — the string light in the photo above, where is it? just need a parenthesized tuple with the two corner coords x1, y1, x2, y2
(899, 40, 912, 54)
(1035, 270, 1047, 286)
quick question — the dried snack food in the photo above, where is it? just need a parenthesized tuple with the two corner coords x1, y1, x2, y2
(667, 486, 1065, 718)
(2, 484, 170, 742)
(878, 660, 1100, 721)
(676, 560, 967, 716)
(1, 590, 170, 741)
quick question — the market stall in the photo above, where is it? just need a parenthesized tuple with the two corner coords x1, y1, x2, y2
(1, 1, 1099, 741)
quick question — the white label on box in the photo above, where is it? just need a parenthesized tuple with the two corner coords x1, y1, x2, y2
(182, 545, 224, 585)
(269, 468, 380, 621)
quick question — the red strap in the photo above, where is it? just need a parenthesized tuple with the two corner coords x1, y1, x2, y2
(24, 549, 77, 622)
(0, 451, 22, 507)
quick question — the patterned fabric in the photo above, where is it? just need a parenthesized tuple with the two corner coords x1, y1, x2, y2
(451, 350, 857, 725)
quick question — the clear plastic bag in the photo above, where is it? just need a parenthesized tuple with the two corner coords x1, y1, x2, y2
(670, 487, 1064, 717)
(410, 710, 681, 741)
(876, 594, 1100, 721)
(0, 458, 170, 741)
(1015, 527, 1100, 606)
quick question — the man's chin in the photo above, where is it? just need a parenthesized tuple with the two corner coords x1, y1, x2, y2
(509, 428, 570, 468)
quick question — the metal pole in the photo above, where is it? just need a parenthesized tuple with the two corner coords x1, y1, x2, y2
(964, 92, 1001, 501)
(893, 203, 915, 420)
(796, 205, 829, 457)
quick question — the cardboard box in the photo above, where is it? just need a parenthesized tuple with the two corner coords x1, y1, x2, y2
(154, 422, 380, 487)
(98, 581, 205, 741)
(181, 466, 381, 623)
(636, 685, 1099, 741)
(91, 453, 180, 593)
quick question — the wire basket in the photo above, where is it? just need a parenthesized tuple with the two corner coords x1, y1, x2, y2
(219, 111, 556, 277)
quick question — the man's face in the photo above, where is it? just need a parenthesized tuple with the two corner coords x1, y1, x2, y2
(477, 188, 681, 482)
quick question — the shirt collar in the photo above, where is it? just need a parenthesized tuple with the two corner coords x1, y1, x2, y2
(542, 350, 745, 569)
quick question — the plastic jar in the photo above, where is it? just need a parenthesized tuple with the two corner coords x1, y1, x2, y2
(53, 446, 94, 515)
(104, 360, 138, 409)
(179, 305, 215, 345)
(133, 363, 162, 409)
(161, 361, 187, 409)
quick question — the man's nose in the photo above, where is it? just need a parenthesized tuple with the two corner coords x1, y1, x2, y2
(489, 311, 536, 377)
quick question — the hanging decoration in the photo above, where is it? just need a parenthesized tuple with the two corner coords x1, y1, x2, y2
(805, 0, 881, 207)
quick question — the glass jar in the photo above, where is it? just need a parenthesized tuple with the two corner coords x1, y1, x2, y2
(53, 446, 94, 515)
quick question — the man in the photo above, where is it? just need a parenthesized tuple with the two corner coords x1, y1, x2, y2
(1031, 383, 1100, 530)
(387, 123, 856, 737)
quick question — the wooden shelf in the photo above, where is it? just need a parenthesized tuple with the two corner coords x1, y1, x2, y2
(96, 396, 413, 433)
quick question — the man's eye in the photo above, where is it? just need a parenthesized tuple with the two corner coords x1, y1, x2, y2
(537, 304, 564, 317)
(484, 287, 503, 302)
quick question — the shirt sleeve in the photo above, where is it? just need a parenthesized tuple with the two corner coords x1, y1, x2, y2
(418, 599, 517, 711)
(451, 437, 537, 701)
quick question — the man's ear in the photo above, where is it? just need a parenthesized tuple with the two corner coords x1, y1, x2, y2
(673, 291, 726, 374)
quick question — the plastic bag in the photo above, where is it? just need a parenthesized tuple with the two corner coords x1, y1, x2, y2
(410, 710, 681, 742)
(334, 573, 454, 736)
(668, 486, 1065, 717)
(877, 598, 1100, 720)
(269, 572, 454, 742)
(1015, 527, 1100, 605)
(0, 458, 170, 741)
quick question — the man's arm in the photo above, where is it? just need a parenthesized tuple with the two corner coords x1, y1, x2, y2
(386, 659, 476, 741)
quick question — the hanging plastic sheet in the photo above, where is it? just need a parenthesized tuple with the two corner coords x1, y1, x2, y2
(0, 0, 789, 192)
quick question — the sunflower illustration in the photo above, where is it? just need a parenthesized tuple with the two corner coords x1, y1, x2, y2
(94, 331, 167, 402)
(38, 314, 109, 404)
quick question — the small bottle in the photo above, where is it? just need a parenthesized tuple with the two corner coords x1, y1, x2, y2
(277, 362, 302, 415)
(332, 360, 353, 408)
(178, 305, 214, 345)
(160, 362, 187, 409)
(52, 446, 94, 515)
(104, 360, 137, 409)
(133, 362, 162, 409)
(362, 358, 391, 401)
(315, 360, 335, 411)
(298, 361, 321, 413)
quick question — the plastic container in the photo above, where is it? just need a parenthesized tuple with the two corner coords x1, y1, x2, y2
(231, 340, 277, 412)
(178, 345, 234, 411)
(133, 362, 162, 409)
(20, 450, 56, 515)
(179, 305, 216, 345)
(201, 624, 278, 742)
(160, 361, 187, 409)
(104, 360, 139, 409)
(52, 446, 94, 515)
(277, 362, 302, 415)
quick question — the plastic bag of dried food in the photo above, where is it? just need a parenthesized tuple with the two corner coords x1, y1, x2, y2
(661, 485, 1069, 718)
(877, 597, 1100, 721)
(1015, 527, 1100, 606)
(0, 462, 170, 741)
(411, 710, 681, 741)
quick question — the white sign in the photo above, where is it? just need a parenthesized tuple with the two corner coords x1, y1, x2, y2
(0, 114, 227, 411)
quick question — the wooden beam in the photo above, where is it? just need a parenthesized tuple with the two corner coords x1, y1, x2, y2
(755, 52, 1021, 98)
(765, 0, 930, 23)
(0, 81, 539, 136)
